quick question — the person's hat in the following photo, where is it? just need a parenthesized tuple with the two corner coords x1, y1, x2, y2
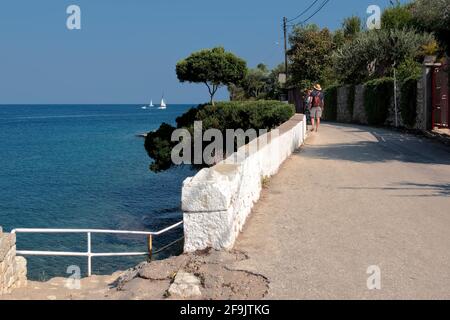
(314, 84, 322, 91)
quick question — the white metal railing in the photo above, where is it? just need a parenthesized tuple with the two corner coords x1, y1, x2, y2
(11, 221, 183, 277)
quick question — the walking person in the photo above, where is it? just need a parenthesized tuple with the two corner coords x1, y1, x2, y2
(310, 84, 324, 133)
(304, 89, 313, 129)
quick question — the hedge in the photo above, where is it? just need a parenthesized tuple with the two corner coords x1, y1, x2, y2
(323, 85, 338, 121)
(364, 77, 394, 125)
(400, 77, 418, 128)
(145, 101, 295, 172)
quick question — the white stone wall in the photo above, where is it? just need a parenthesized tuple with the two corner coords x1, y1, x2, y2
(182, 114, 307, 252)
(0, 227, 27, 295)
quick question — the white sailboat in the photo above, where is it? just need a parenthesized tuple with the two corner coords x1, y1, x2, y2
(142, 99, 154, 109)
(158, 96, 167, 110)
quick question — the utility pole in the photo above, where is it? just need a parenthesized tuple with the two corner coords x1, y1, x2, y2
(283, 17, 288, 78)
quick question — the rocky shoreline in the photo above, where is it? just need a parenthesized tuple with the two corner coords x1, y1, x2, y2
(2, 249, 269, 300)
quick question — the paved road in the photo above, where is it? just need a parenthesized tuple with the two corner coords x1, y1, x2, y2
(233, 123, 450, 299)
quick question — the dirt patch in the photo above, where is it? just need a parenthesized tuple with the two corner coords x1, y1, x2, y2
(111, 250, 268, 300)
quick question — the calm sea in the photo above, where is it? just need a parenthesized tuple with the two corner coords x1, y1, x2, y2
(0, 104, 196, 280)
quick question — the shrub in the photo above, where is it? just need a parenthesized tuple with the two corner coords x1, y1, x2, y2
(144, 123, 178, 172)
(397, 57, 422, 83)
(144, 101, 295, 172)
(364, 77, 394, 125)
(323, 85, 338, 121)
(400, 77, 418, 128)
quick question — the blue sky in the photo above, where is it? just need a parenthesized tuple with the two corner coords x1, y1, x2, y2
(0, 0, 407, 104)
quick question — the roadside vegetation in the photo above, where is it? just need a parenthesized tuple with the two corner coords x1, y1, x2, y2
(145, 101, 294, 172)
(145, 0, 449, 171)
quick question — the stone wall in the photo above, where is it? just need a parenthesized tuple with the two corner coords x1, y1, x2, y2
(338, 83, 409, 128)
(182, 114, 307, 252)
(352, 85, 368, 124)
(415, 66, 432, 131)
(336, 86, 352, 123)
(332, 62, 435, 130)
(0, 227, 27, 295)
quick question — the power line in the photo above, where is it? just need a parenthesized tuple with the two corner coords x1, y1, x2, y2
(299, 0, 331, 25)
(286, 0, 330, 27)
(282, 0, 332, 80)
(286, 0, 321, 23)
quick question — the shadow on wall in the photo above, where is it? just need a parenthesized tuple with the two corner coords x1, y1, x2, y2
(300, 123, 450, 165)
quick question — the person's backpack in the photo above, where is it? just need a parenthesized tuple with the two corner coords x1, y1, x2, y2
(312, 92, 322, 108)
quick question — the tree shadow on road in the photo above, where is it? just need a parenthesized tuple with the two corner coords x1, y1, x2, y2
(340, 182, 450, 197)
(301, 123, 450, 165)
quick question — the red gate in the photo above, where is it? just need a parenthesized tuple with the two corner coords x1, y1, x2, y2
(432, 61, 449, 128)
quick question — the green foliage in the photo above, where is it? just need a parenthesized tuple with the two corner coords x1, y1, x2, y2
(176, 47, 247, 105)
(288, 24, 335, 87)
(333, 29, 346, 48)
(381, 3, 414, 30)
(144, 123, 177, 172)
(342, 16, 362, 41)
(266, 64, 286, 100)
(364, 77, 394, 125)
(396, 57, 422, 83)
(229, 63, 286, 101)
(400, 77, 418, 128)
(333, 28, 434, 84)
(323, 85, 338, 121)
(410, 0, 450, 54)
(420, 40, 439, 56)
(144, 101, 295, 172)
(347, 85, 355, 115)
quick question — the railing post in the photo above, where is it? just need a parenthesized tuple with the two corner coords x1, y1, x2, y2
(147, 235, 153, 261)
(87, 232, 92, 277)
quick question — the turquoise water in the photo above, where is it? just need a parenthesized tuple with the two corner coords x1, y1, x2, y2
(0, 104, 196, 280)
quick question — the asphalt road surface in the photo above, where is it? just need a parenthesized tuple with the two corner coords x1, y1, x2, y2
(233, 123, 450, 299)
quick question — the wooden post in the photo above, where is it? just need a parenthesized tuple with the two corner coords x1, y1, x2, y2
(147, 235, 153, 261)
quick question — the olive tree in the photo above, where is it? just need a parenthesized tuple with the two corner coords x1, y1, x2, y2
(333, 28, 434, 84)
(411, 0, 450, 54)
(176, 47, 247, 105)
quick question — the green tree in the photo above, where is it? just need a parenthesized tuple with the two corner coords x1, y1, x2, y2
(381, 2, 414, 30)
(342, 16, 362, 41)
(288, 24, 335, 90)
(176, 47, 247, 105)
(240, 63, 270, 99)
(333, 29, 346, 48)
(228, 63, 284, 101)
(410, 0, 450, 54)
(333, 28, 434, 84)
(266, 63, 285, 100)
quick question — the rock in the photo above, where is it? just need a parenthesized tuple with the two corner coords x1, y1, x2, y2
(15, 256, 27, 273)
(112, 261, 147, 289)
(112, 277, 171, 300)
(167, 271, 202, 298)
(139, 255, 189, 280)
(192, 249, 247, 265)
